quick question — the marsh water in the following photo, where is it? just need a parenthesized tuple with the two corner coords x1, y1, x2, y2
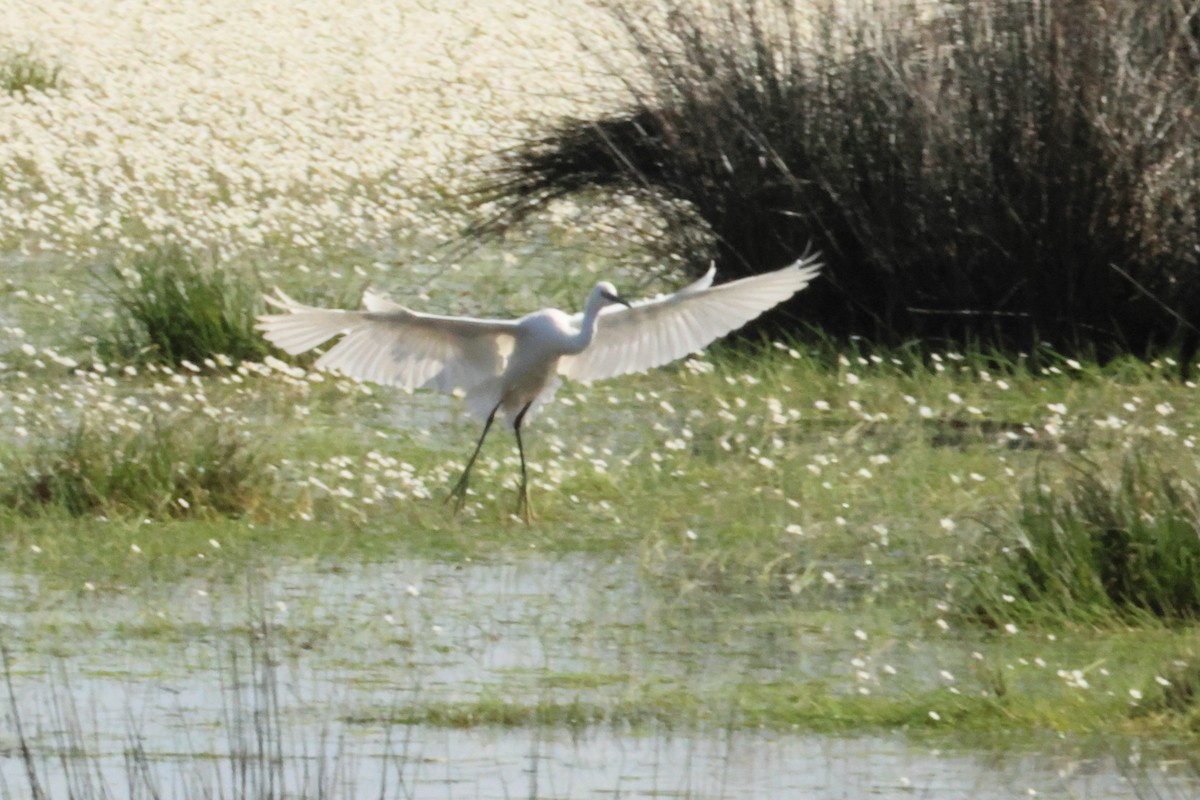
(2, 554, 1195, 799)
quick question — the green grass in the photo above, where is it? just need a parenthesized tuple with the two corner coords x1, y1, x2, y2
(1131, 657, 1200, 733)
(346, 663, 1150, 738)
(967, 456, 1200, 626)
(356, 690, 695, 731)
(1, 411, 275, 520)
(96, 244, 270, 368)
(9, 332, 1199, 586)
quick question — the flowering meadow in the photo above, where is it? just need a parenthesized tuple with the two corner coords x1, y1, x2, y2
(3, 2, 1200, 795)
(0, 0, 634, 258)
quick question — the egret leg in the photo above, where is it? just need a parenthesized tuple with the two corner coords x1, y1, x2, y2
(446, 401, 501, 513)
(513, 401, 535, 523)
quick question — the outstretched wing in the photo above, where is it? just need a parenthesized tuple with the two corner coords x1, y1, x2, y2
(256, 289, 519, 395)
(559, 254, 821, 383)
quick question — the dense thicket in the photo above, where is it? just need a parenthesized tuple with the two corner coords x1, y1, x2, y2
(474, 0, 1200, 357)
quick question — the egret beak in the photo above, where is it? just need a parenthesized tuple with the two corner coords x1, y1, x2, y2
(602, 290, 632, 308)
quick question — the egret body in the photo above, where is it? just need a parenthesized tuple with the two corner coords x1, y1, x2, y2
(257, 253, 821, 519)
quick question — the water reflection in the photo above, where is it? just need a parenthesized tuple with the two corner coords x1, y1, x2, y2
(0, 556, 1194, 799)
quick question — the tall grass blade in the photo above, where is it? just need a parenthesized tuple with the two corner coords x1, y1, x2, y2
(98, 244, 269, 368)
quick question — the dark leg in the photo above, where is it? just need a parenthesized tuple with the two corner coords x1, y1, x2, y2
(446, 401, 502, 513)
(513, 401, 535, 522)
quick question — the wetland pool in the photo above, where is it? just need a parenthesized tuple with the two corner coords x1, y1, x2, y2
(1, 553, 1196, 799)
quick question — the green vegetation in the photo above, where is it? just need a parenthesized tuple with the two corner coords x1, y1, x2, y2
(97, 244, 270, 368)
(358, 691, 694, 731)
(349, 649, 1174, 739)
(1132, 657, 1200, 732)
(0, 48, 63, 95)
(357, 686, 977, 734)
(1, 411, 274, 520)
(476, 0, 1200, 355)
(970, 456, 1200, 626)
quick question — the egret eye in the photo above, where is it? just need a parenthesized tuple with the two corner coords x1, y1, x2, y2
(602, 290, 632, 308)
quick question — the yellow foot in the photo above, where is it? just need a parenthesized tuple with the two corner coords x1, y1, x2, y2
(515, 485, 536, 523)
(445, 474, 471, 514)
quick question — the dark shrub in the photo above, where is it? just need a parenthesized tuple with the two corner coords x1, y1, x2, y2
(475, 0, 1200, 356)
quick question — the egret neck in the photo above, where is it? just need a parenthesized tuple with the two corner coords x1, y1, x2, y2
(568, 284, 630, 355)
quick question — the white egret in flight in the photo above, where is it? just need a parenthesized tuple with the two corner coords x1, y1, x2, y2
(257, 253, 821, 520)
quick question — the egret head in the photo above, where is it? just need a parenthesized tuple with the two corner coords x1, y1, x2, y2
(593, 281, 631, 309)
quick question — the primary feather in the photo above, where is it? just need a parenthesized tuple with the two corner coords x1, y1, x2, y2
(558, 254, 822, 383)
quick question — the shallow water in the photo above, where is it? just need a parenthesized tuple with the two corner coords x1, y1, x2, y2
(1, 555, 1197, 799)
(1, 554, 922, 712)
(4, 721, 1184, 800)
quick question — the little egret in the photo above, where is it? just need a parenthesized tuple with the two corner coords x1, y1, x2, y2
(257, 253, 821, 520)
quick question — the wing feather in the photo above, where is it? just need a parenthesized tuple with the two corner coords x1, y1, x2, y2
(560, 254, 821, 383)
(257, 289, 518, 398)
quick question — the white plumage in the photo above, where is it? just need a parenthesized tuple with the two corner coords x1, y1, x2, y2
(257, 252, 822, 519)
